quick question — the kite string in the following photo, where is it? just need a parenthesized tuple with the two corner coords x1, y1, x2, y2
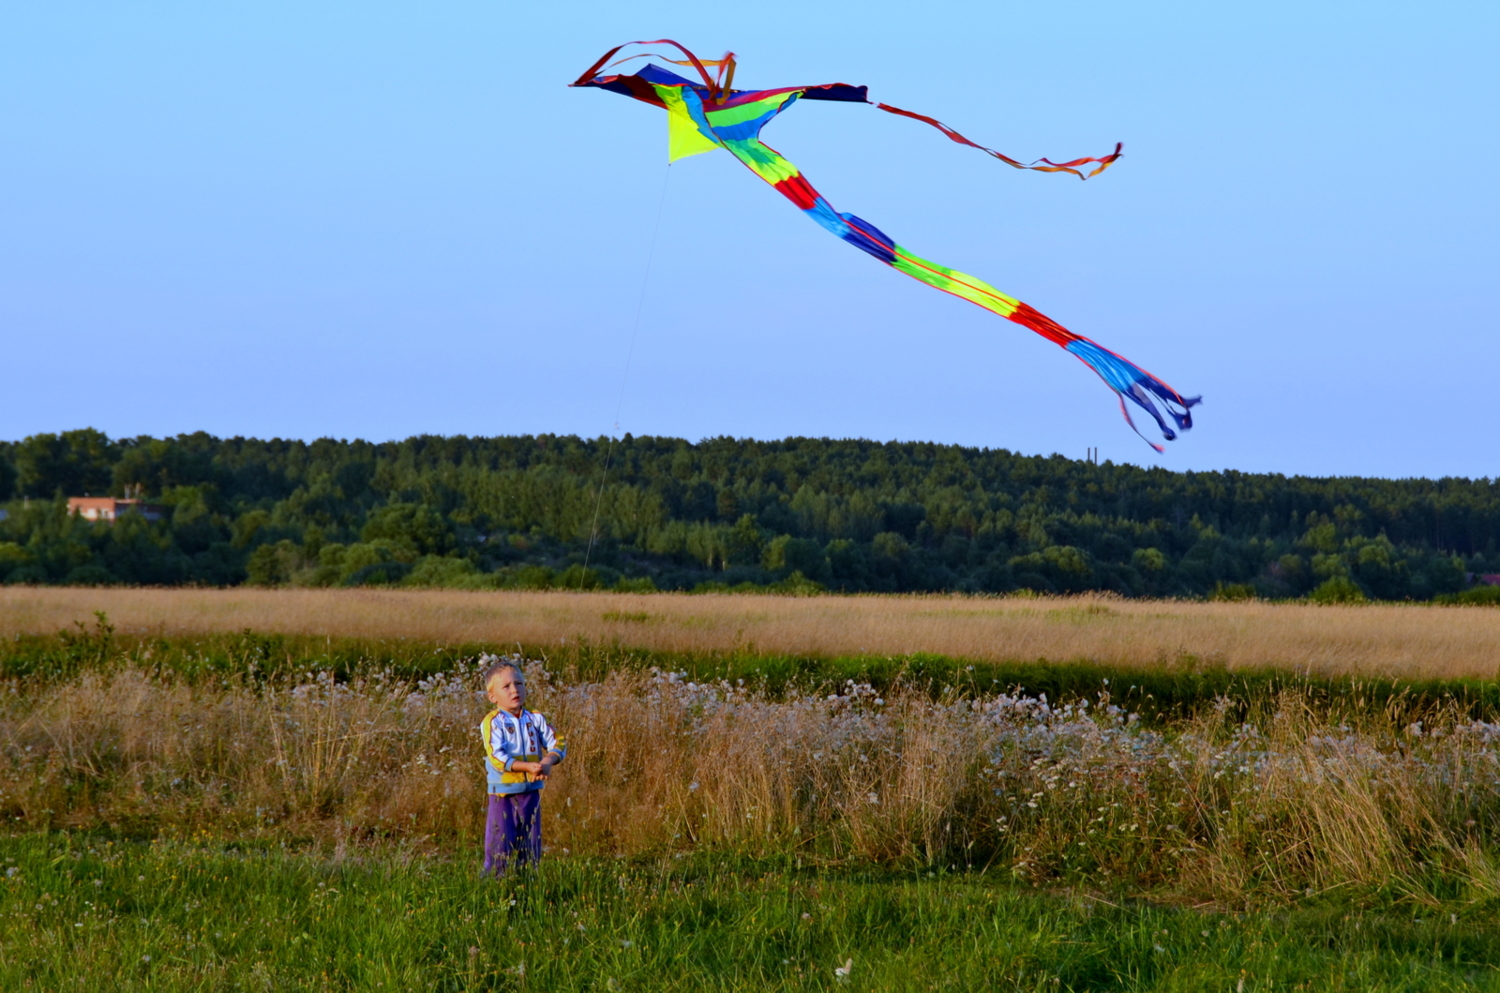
(580, 164, 672, 584)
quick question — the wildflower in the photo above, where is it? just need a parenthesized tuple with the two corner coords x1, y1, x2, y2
(835, 958, 854, 982)
(801, 912, 813, 921)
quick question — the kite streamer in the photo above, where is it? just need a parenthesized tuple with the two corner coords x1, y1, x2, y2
(574, 41, 1199, 450)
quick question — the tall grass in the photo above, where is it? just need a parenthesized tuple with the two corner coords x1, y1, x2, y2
(7, 659, 1500, 904)
(4, 586, 1497, 679)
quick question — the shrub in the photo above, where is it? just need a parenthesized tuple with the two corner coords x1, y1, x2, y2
(1308, 576, 1367, 604)
(1436, 584, 1500, 606)
(1210, 582, 1256, 602)
(63, 564, 116, 586)
(402, 555, 480, 588)
(502, 565, 556, 590)
(554, 564, 604, 590)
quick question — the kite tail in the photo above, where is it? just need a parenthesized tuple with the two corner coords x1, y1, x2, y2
(1003, 314, 1197, 454)
(1068, 342, 1199, 452)
(1003, 301, 1198, 449)
(877, 239, 1200, 450)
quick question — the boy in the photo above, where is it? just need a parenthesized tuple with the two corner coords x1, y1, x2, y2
(478, 660, 566, 876)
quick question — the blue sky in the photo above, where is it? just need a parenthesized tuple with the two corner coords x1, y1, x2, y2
(2, 2, 1495, 479)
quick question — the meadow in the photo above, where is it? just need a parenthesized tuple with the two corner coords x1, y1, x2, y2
(5, 587, 1500, 989)
(3, 585, 1500, 679)
(10, 655, 1500, 901)
(8, 836, 1500, 991)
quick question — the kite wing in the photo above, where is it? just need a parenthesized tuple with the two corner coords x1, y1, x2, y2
(573, 41, 1199, 450)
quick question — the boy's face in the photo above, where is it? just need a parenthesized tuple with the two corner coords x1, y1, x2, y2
(486, 668, 526, 715)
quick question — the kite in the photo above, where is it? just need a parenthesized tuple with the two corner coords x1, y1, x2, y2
(573, 41, 1199, 450)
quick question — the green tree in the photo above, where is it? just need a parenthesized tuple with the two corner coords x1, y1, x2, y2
(246, 540, 303, 587)
(112, 435, 218, 495)
(2, 428, 1500, 597)
(13, 429, 116, 496)
(724, 514, 765, 568)
(762, 535, 829, 581)
(361, 503, 455, 556)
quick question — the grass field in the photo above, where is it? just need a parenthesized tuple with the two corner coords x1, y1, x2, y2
(3, 586, 1499, 679)
(9, 648, 1500, 905)
(6, 588, 1500, 988)
(6, 835, 1500, 991)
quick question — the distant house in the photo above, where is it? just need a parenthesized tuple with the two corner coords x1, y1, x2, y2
(67, 497, 166, 523)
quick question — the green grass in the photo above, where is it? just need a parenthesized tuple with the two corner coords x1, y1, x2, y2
(3, 834, 1500, 991)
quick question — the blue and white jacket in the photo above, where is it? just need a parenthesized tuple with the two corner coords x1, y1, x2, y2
(479, 708, 566, 795)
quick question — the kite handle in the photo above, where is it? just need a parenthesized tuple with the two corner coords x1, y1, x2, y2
(873, 102, 1122, 180)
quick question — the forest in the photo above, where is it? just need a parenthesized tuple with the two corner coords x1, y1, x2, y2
(0, 428, 1497, 600)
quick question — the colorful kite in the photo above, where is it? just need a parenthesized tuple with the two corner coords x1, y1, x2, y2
(574, 41, 1199, 450)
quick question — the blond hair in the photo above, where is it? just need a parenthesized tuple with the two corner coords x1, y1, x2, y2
(480, 657, 524, 688)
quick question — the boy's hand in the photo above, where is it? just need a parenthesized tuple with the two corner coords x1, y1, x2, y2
(510, 757, 560, 779)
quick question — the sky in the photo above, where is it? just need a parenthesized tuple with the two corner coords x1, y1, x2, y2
(2, 2, 1496, 480)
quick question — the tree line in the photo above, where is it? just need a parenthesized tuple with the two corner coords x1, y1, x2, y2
(0, 428, 1497, 601)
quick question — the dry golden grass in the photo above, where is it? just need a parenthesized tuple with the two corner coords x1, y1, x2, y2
(2, 586, 1496, 680)
(7, 662, 1500, 901)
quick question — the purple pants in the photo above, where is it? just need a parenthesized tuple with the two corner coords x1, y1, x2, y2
(483, 790, 542, 876)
